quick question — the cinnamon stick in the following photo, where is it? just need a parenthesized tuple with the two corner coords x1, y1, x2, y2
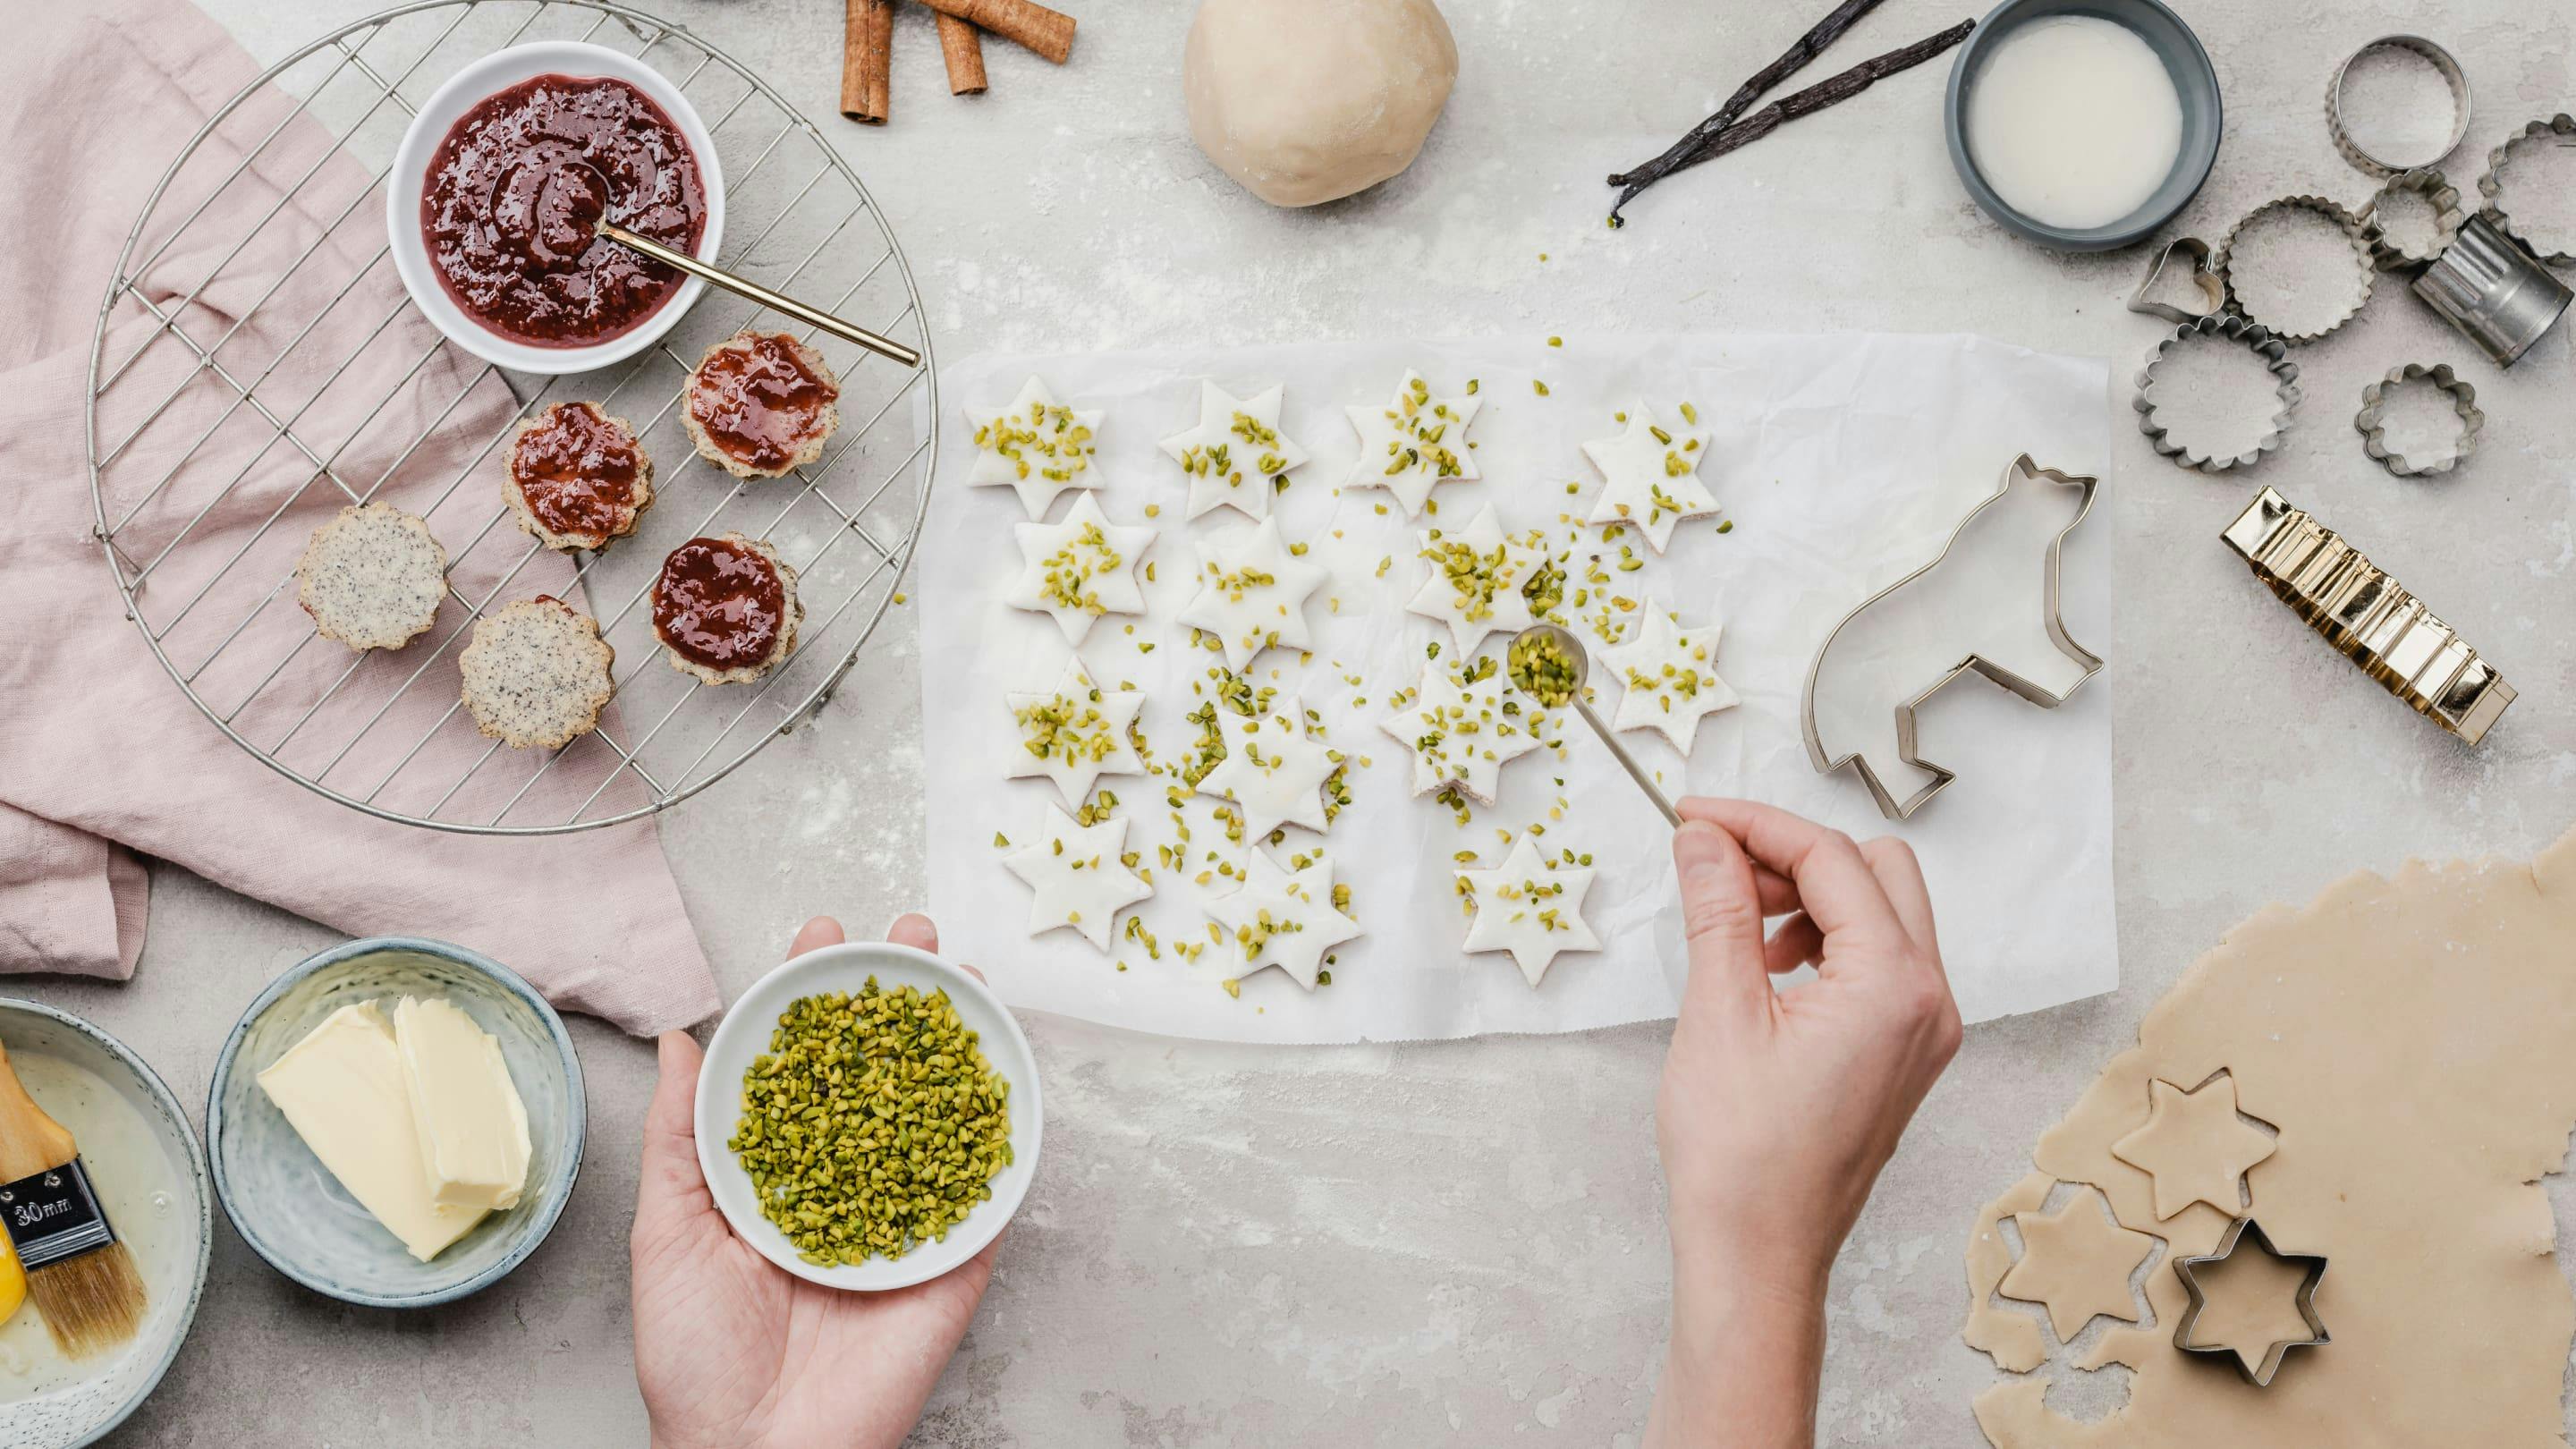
(1608, 0, 1887, 188)
(915, 0, 1073, 64)
(841, 0, 894, 124)
(936, 13, 989, 95)
(1607, 19, 1973, 226)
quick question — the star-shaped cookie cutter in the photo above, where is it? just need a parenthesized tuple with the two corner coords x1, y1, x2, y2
(1799, 455, 2103, 821)
(2171, 1216, 2329, 1387)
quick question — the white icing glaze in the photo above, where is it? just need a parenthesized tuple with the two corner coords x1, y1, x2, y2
(1195, 697, 1339, 840)
(967, 376, 1106, 519)
(1175, 516, 1328, 672)
(1003, 493, 1156, 645)
(1581, 402, 1717, 554)
(1597, 606, 1738, 754)
(1405, 504, 1538, 656)
(1203, 848, 1363, 990)
(1000, 801, 1154, 951)
(1343, 369, 1481, 518)
(1158, 380, 1309, 522)
(1378, 659, 1541, 804)
(1003, 657, 1145, 809)
(1456, 834, 1601, 987)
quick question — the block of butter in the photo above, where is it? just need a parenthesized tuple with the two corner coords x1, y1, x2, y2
(394, 996, 531, 1213)
(256, 996, 534, 1262)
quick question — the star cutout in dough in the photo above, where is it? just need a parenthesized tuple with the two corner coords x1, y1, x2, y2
(1204, 849, 1363, 991)
(1158, 380, 1309, 522)
(1175, 517, 1329, 672)
(1194, 698, 1340, 841)
(2109, 1075, 2278, 1221)
(1581, 402, 1717, 554)
(1003, 493, 1155, 645)
(1406, 504, 1538, 656)
(967, 376, 1104, 518)
(1380, 660, 1543, 804)
(1004, 657, 1144, 809)
(1597, 607, 1739, 755)
(1997, 1187, 2156, 1342)
(1343, 369, 1482, 518)
(1456, 835, 1601, 987)
(999, 802, 1152, 952)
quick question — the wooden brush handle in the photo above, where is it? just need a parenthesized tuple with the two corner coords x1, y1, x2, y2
(0, 1037, 78, 1182)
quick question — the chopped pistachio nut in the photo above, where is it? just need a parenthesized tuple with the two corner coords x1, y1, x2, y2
(1507, 630, 1580, 708)
(1034, 522, 1123, 614)
(975, 398, 1096, 485)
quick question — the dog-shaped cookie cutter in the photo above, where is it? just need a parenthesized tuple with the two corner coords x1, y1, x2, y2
(1800, 455, 2103, 821)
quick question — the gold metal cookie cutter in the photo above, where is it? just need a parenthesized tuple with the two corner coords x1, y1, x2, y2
(2126, 235, 2223, 325)
(2326, 35, 2470, 177)
(2135, 315, 2302, 474)
(1800, 455, 2103, 821)
(2354, 362, 2481, 477)
(2172, 1216, 2330, 1388)
(2223, 487, 2515, 744)
(2216, 195, 2377, 344)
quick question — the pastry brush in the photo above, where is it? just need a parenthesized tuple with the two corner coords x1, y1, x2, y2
(0, 1034, 147, 1358)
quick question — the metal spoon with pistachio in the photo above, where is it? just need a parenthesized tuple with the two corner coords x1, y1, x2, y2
(594, 220, 923, 369)
(1509, 623, 1681, 828)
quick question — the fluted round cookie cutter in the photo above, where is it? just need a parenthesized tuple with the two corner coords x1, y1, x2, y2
(2215, 195, 2377, 343)
(2326, 35, 2470, 177)
(2134, 314, 2302, 474)
(2478, 114, 2576, 267)
(2354, 362, 2482, 477)
(2359, 168, 2468, 270)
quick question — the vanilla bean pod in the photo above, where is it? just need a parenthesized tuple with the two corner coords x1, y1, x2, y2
(1606, 0, 1886, 189)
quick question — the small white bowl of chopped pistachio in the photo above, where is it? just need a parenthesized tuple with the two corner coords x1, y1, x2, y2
(694, 941, 1041, 1291)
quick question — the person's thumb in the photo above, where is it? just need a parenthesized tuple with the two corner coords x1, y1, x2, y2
(635, 1030, 715, 1242)
(1672, 820, 1773, 1024)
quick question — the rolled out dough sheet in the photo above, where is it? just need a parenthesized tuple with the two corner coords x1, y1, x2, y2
(1962, 826, 2576, 1445)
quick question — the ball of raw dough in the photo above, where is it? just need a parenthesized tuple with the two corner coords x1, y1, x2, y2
(1183, 0, 1458, 208)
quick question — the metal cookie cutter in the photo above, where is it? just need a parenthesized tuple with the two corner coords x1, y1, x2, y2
(2412, 213, 2574, 368)
(2216, 195, 2377, 343)
(2359, 167, 2467, 270)
(1801, 455, 2103, 821)
(2223, 488, 2516, 744)
(2135, 315, 2303, 473)
(2172, 1216, 2329, 1388)
(2326, 35, 2470, 176)
(2354, 362, 2482, 477)
(2477, 114, 2576, 267)
(2126, 235, 2224, 324)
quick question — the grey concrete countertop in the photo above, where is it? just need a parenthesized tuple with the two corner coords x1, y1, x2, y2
(37, 0, 2576, 1443)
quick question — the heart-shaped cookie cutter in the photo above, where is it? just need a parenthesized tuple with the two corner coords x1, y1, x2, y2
(2477, 114, 2576, 267)
(2358, 167, 2468, 270)
(2354, 361, 2482, 477)
(2126, 235, 2224, 324)
(2134, 314, 2303, 473)
(2216, 195, 2377, 343)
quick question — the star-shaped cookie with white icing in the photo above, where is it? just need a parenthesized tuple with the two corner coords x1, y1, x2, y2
(967, 376, 1104, 518)
(1456, 835, 1601, 987)
(1195, 698, 1340, 841)
(1582, 402, 1717, 554)
(1158, 380, 1309, 522)
(1003, 493, 1155, 645)
(1379, 659, 1542, 804)
(1406, 504, 1538, 656)
(1176, 517, 1328, 672)
(1000, 801, 1153, 951)
(1004, 657, 1144, 809)
(1204, 849, 1363, 991)
(1344, 369, 1481, 518)
(1597, 607, 1739, 754)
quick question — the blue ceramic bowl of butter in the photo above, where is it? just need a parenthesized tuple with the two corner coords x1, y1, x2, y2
(1945, 0, 2223, 250)
(206, 937, 584, 1309)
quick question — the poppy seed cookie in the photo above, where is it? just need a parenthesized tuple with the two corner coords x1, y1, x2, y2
(648, 532, 804, 685)
(296, 503, 449, 651)
(504, 402, 656, 552)
(682, 331, 842, 479)
(459, 597, 617, 750)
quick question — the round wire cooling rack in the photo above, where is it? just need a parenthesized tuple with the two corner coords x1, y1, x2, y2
(86, 0, 936, 835)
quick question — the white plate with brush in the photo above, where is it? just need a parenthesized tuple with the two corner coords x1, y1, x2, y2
(0, 999, 211, 1449)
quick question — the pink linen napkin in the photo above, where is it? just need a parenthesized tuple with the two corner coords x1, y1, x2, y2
(0, 0, 721, 1034)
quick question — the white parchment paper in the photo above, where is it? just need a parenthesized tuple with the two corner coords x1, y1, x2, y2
(919, 335, 2115, 1043)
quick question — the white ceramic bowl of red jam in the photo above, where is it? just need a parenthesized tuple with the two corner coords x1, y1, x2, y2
(387, 41, 725, 374)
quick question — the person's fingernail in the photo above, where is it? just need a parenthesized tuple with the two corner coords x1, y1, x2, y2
(1673, 820, 1731, 883)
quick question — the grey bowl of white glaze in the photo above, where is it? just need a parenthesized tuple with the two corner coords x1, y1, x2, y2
(0, 998, 211, 1449)
(1945, 0, 2224, 250)
(206, 937, 584, 1309)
